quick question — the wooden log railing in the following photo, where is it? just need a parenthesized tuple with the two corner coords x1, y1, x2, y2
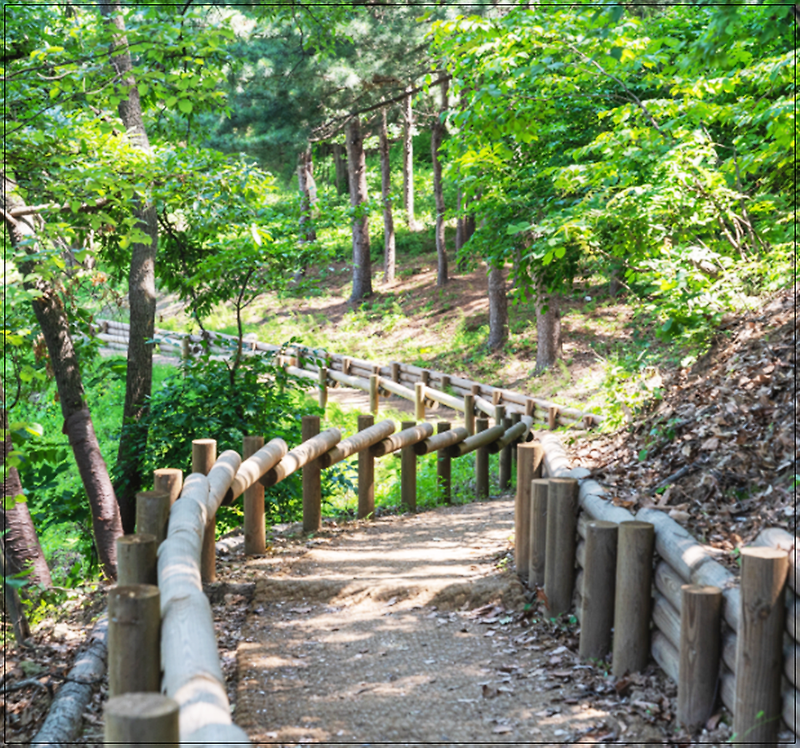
(538, 431, 797, 742)
(93, 318, 602, 429)
(105, 403, 533, 744)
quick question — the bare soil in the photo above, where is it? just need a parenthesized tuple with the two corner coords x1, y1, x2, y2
(231, 500, 682, 747)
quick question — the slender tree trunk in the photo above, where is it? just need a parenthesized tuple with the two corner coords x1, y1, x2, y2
(2, 390, 51, 588)
(346, 117, 372, 303)
(455, 188, 464, 252)
(432, 78, 449, 286)
(487, 262, 508, 351)
(100, 1, 157, 535)
(297, 146, 318, 244)
(3, 179, 122, 579)
(535, 287, 562, 371)
(402, 85, 421, 232)
(333, 143, 348, 196)
(1, 541, 30, 642)
(379, 109, 396, 285)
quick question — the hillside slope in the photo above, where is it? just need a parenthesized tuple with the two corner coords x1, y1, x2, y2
(568, 286, 797, 565)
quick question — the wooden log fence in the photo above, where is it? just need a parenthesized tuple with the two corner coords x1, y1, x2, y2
(537, 430, 798, 741)
(93, 318, 602, 430)
(100, 400, 538, 743)
(93, 320, 794, 741)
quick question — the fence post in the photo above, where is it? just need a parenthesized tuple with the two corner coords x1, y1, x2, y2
(181, 336, 190, 360)
(318, 366, 328, 410)
(302, 415, 322, 533)
(243, 435, 266, 555)
(369, 374, 380, 416)
(612, 520, 655, 677)
(193, 438, 217, 584)
(732, 547, 789, 744)
(437, 421, 452, 503)
(515, 442, 542, 581)
(510, 412, 521, 469)
(528, 478, 549, 588)
(108, 585, 160, 697)
(548, 405, 558, 430)
(678, 584, 722, 732)
(153, 468, 182, 506)
(391, 361, 400, 382)
(498, 410, 512, 491)
(463, 394, 475, 436)
(414, 381, 425, 421)
(116, 535, 157, 586)
(135, 491, 170, 547)
(400, 420, 417, 512)
(544, 477, 578, 615)
(578, 520, 618, 660)
(104, 693, 179, 745)
(357, 414, 375, 519)
(475, 417, 490, 499)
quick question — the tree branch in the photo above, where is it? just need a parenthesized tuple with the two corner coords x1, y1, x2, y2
(310, 73, 451, 142)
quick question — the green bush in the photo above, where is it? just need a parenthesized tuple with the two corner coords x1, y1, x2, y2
(138, 351, 352, 532)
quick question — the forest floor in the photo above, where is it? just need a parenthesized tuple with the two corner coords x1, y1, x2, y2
(221, 494, 704, 747)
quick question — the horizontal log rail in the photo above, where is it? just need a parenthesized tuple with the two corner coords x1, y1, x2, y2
(261, 428, 342, 486)
(284, 364, 318, 381)
(319, 420, 396, 468)
(447, 423, 505, 458)
(225, 438, 287, 503)
(378, 377, 416, 401)
(474, 396, 497, 418)
(371, 422, 434, 457)
(327, 368, 371, 391)
(414, 426, 468, 455)
(422, 385, 464, 412)
(488, 416, 533, 453)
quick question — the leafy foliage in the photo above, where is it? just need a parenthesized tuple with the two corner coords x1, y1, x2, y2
(135, 351, 350, 530)
(431, 5, 796, 342)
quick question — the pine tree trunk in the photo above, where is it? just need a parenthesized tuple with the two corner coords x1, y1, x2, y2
(402, 86, 421, 232)
(3, 180, 122, 578)
(346, 117, 372, 303)
(333, 143, 348, 196)
(380, 109, 396, 285)
(432, 78, 449, 286)
(297, 147, 318, 243)
(536, 288, 562, 371)
(488, 263, 508, 350)
(2, 393, 51, 588)
(100, 1, 157, 535)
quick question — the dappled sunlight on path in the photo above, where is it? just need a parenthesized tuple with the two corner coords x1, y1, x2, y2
(234, 500, 629, 746)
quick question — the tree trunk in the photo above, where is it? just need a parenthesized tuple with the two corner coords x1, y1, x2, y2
(2, 179, 122, 579)
(455, 188, 464, 252)
(1, 541, 30, 642)
(432, 78, 449, 286)
(2, 392, 51, 588)
(100, 1, 158, 535)
(333, 143, 348, 196)
(379, 109, 396, 285)
(346, 117, 372, 303)
(297, 147, 318, 244)
(487, 262, 508, 350)
(535, 287, 562, 371)
(402, 86, 421, 232)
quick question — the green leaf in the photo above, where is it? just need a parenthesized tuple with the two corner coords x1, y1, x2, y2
(178, 99, 193, 115)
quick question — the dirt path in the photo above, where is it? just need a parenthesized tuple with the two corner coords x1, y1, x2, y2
(232, 499, 665, 747)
